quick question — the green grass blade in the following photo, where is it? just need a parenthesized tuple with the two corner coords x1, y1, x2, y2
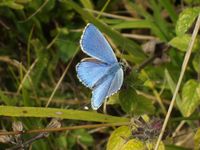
(127, 1, 169, 40)
(112, 20, 152, 29)
(149, 0, 171, 41)
(80, 0, 93, 10)
(160, 0, 178, 23)
(0, 106, 129, 123)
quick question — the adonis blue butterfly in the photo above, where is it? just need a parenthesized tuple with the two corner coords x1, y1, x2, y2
(76, 23, 124, 110)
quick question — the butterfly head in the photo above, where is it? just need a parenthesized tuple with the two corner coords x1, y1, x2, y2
(119, 61, 131, 74)
(119, 61, 126, 69)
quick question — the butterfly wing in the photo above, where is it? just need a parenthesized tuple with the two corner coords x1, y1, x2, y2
(91, 68, 123, 110)
(107, 68, 124, 97)
(91, 74, 113, 110)
(76, 58, 110, 89)
(80, 23, 118, 64)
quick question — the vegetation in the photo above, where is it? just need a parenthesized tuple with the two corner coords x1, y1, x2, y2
(0, 0, 200, 149)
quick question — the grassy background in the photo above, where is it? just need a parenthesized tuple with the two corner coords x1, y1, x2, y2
(0, 0, 200, 149)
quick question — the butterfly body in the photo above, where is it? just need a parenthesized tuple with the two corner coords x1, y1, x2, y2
(76, 23, 124, 110)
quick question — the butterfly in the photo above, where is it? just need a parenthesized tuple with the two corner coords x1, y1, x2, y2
(76, 23, 124, 110)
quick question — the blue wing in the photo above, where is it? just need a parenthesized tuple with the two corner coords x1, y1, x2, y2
(80, 23, 117, 64)
(76, 58, 111, 89)
(91, 74, 113, 110)
(107, 68, 123, 97)
(91, 68, 123, 110)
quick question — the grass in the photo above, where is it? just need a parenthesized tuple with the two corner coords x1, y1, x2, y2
(0, 0, 200, 149)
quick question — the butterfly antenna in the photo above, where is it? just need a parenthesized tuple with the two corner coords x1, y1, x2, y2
(119, 39, 126, 63)
(119, 38, 131, 71)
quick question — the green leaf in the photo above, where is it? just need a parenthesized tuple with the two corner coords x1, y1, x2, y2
(120, 139, 144, 150)
(181, 79, 200, 117)
(107, 93, 120, 105)
(0, 106, 129, 123)
(119, 89, 155, 115)
(56, 135, 68, 149)
(194, 128, 200, 150)
(71, 129, 94, 146)
(107, 126, 164, 150)
(42, 0, 55, 12)
(169, 34, 200, 52)
(176, 7, 200, 36)
(145, 142, 165, 150)
(192, 53, 200, 73)
(119, 89, 136, 113)
(55, 39, 76, 62)
(106, 126, 131, 150)
(67, 134, 76, 149)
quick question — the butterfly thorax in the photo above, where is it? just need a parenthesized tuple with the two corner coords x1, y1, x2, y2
(108, 62, 121, 74)
(92, 62, 121, 89)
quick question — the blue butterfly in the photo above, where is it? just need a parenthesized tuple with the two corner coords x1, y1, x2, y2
(76, 23, 124, 110)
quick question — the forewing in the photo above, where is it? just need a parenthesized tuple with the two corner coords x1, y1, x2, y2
(76, 58, 110, 89)
(107, 68, 123, 97)
(80, 23, 117, 64)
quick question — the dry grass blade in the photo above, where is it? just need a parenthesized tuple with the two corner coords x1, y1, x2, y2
(17, 59, 38, 94)
(19, 0, 49, 22)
